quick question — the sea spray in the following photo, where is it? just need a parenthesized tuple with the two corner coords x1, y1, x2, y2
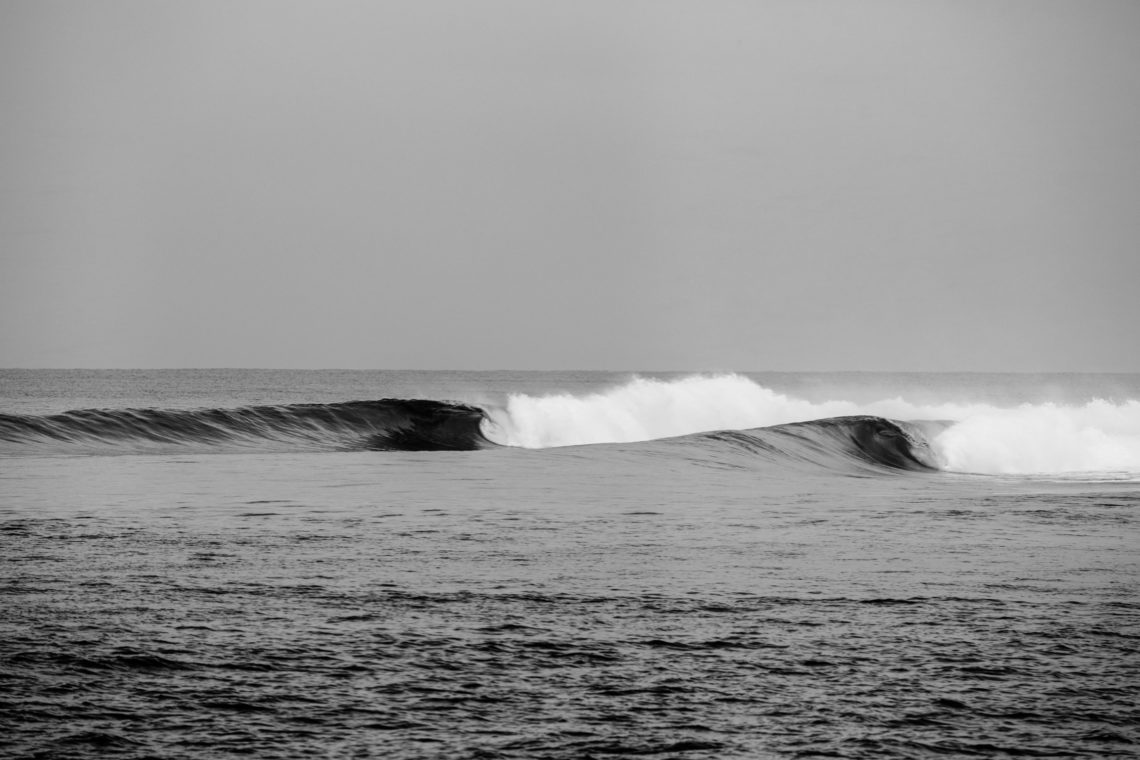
(481, 374, 857, 448)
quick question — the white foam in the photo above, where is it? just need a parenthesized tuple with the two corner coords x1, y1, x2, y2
(481, 373, 1140, 475)
(482, 374, 852, 449)
(931, 400, 1140, 475)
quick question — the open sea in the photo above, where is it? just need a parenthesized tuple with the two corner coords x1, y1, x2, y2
(1, 369, 1137, 759)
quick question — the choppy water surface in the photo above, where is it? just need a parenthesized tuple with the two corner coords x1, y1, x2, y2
(2, 370, 1138, 758)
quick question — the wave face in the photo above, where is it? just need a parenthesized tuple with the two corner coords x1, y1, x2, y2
(0, 400, 493, 455)
(692, 416, 942, 474)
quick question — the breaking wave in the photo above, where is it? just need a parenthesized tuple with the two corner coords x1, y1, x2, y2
(0, 400, 493, 455)
(2, 374, 1138, 476)
(484, 374, 1140, 476)
(689, 416, 943, 473)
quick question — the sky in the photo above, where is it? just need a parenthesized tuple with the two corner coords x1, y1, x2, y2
(2, 0, 1138, 371)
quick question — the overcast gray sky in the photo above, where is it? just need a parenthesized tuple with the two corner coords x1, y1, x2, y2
(2, 0, 1138, 370)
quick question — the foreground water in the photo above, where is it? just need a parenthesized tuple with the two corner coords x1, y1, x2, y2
(1, 370, 1138, 758)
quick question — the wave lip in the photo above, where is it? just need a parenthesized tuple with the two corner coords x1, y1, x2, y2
(0, 400, 494, 455)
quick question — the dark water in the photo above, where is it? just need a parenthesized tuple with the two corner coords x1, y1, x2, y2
(2, 370, 1138, 758)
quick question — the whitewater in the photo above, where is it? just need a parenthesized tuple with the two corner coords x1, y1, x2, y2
(2, 369, 1137, 759)
(483, 373, 1140, 476)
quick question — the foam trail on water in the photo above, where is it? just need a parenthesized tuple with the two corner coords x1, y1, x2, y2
(481, 374, 1140, 476)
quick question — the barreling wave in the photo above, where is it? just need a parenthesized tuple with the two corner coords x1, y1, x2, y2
(689, 416, 944, 474)
(0, 400, 494, 456)
(3, 374, 1139, 476)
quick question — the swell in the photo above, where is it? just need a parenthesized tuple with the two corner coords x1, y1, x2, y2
(0, 400, 494, 455)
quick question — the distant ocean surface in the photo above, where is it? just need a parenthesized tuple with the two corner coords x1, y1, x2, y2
(2, 369, 1137, 759)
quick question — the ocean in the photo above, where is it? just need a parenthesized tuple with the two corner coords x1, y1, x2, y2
(1, 369, 1137, 759)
